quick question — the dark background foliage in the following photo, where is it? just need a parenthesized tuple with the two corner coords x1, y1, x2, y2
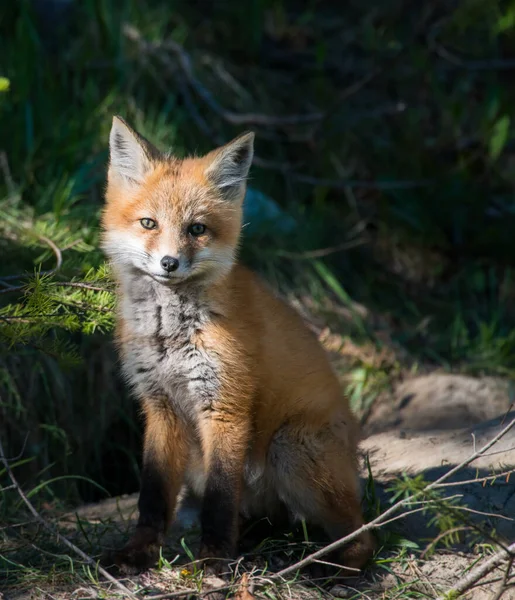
(2, 0, 515, 512)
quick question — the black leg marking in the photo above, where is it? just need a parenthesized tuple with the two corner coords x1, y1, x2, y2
(137, 459, 169, 533)
(200, 458, 238, 558)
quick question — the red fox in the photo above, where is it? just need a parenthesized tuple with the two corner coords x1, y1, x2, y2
(102, 116, 374, 575)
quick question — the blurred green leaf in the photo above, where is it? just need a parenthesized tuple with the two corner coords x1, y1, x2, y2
(497, 9, 515, 33)
(0, 77, 10, 92)
(489, 115, 510, 161)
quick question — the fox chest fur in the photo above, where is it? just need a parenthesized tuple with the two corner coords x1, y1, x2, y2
(118, 274, 221, 424)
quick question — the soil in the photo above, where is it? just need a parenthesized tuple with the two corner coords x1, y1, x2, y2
(4, 374, 515, 599)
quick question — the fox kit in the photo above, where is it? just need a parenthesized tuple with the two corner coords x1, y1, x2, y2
(102, 116, 374, 574)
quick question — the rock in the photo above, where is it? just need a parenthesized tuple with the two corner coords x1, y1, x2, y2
(361, 374, 515, 543)
(365, 373, 514, 435)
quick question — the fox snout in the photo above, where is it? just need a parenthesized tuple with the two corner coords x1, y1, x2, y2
(160, 255, 180, 273)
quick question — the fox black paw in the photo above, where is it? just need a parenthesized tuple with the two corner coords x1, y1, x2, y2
(105, 527, 162, 574)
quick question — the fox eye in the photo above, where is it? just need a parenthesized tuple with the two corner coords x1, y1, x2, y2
(140, 218, 157, 230)
(188, 223, 206, 236)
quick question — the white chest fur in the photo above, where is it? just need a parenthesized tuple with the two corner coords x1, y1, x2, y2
(119, 273, 220, 423)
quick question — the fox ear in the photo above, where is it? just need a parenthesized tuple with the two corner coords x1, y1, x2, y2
(108, 116, 159, 186)
(204, 132, 254, 201)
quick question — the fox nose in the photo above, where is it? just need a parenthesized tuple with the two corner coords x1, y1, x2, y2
(160, 255, 179, 273)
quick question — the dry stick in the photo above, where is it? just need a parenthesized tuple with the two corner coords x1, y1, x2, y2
(491, 557, 514, 600)
(270, 418, 515, 582)
(51, 282, 112, 293)
(433, 467, 515, 488)
(0, 283, 26, 294)
(0, 232, 64, 293)
(1, 234, 63, 282)
(0, 150, 16, 196)
(421, 526, 471, 560)
(274, 238, 366, 260)
(290, 172, 431, 190)
(0, 435, 139, 600)
(144, 585, 234, 600)
(427, 18, 515, 71)
(437, 541, 515, 600)
(0, 281, 111, 295)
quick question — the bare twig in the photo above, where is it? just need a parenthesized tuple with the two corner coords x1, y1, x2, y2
(290, 172, 431, 190)
(437, 541, 515, 600)
(274, 238, 366, 260)
(271, 419, 515, 580)
(491, 557, 514, 600)
(202, 55, 254, 103)
(476, 445, 515, 459)
(144, 584, 233, 600)
(51, 282, 112, 293)
(0, 283, 27, 294)
(0, 151, 16, 196)
(0, 280, 111, 295)
(0, 484, 16, 492)
(1, 233, 63, 282)
(310, 69, 381, 138)
(421, 526, 471, 559)
(452, 505, 515, 522)
(428, 19, 515, 71)
(1, 432, 29, 462)
(39, 234, 62, 272)
(0, 434, 139, 600)
(433, 468, 515, 488)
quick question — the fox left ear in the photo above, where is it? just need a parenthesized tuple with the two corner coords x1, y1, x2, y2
(108, 116, 159, 187)
(204, 132, 254, 201)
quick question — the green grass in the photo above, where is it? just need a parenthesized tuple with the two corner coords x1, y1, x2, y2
(2, 0, 515, 597)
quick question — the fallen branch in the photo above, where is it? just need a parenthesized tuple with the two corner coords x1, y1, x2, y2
(144, 585, 233, 600)
(437, 541, 515, 600)
(491, 557, 514, 600)
(270, 418, 515, 581)
(0, 434, 139, 600)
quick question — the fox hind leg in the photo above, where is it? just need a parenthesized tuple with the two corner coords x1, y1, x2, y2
(268, 422, 374, 574)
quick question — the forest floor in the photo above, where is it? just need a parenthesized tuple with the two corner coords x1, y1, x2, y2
(3, 371, 515, 600)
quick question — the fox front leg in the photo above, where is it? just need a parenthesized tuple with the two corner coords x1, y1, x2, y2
(112, 400, 188, 573)
(197, 411, 250, 575)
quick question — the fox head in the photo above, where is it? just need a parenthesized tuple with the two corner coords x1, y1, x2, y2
(102, 116, 254, 285)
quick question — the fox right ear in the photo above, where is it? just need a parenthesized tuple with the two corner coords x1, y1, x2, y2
(204, 132, 254, 202)
(108, 116, 158, 186)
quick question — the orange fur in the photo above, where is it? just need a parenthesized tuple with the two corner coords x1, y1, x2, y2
(102, 116, 374, 575)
